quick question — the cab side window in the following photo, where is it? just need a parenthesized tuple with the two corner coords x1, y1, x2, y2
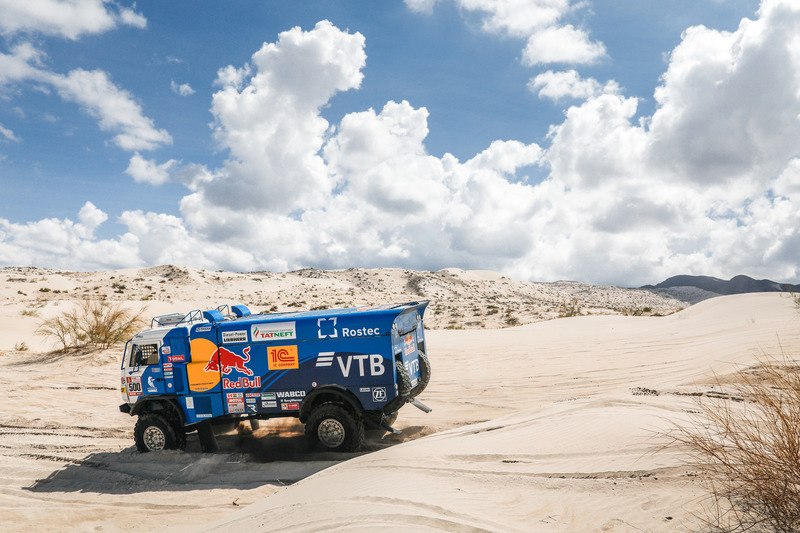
(131, 343, 160, 366)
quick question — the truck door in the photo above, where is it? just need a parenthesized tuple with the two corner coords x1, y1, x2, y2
(122, 341, 165, 403)
(161, 332, 189, 394)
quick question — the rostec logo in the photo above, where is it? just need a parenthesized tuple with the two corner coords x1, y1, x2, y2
(204, 346, 252, 376)
(268, 345, 299, 370)
(317, 317, 338, 339)
(316, 352, 385, 377)
(252, 321, 296, 341)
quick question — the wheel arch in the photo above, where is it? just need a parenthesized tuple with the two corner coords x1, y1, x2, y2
(130, 396, 186, 426)
(299, 385, 363, 423)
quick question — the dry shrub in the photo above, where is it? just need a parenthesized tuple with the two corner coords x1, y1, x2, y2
(36, 296, 146, 350)
(671, 358, 800, 532)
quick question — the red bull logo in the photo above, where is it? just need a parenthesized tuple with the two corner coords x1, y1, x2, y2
(204, 346, 253, 376)
(223, 376, 261, 389)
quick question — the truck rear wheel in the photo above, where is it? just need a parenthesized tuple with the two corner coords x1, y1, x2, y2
(134, 413, 179, 453)
(410, 350, 431, 397)
(305, 403, 365, 452)
(396, 359, 412, 395)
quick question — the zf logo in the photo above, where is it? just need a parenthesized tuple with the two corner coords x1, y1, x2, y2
(372, 387, 387, 402)
(316, 352, 385, 377)
(318, 317, 338, 339)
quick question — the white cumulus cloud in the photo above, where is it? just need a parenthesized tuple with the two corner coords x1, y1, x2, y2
(170, 80, 195, 96)
(0, 0, 146, 40)
(0, 45, 171, 151)
(529, 69, 619, 101)
(3, 5, 800, 286)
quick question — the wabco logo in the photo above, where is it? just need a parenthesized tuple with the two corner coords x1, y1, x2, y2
(316, 352, 385, 377)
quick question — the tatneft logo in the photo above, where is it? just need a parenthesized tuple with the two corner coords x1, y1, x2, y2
(252, 322, 296, 341)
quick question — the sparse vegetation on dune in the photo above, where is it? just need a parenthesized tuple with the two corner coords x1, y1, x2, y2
(669, 355, 800, 532)
(35, 296, 146, 351)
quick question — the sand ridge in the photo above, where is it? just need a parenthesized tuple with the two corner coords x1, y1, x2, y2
(0, 267, 798, 532)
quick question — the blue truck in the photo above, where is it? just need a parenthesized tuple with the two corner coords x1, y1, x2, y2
(120, 302, 431, 453)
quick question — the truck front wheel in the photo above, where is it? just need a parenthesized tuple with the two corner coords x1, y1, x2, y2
(134, 413, 179, 453)
(305, 403, 365, 452)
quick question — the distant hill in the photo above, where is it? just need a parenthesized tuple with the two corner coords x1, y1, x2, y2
(642, 275, 800, 295)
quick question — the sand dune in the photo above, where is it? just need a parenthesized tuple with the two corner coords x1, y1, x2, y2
(0, 267, 798, 532)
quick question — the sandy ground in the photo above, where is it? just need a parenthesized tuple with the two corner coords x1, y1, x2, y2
(1, 267, 798, 532)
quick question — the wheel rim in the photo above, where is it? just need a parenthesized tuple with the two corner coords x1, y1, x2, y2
(317, 418, 346, 448)
(143, 425, 166, 451)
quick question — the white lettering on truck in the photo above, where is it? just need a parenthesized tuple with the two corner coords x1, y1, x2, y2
(341, 327, 380, 337)
(316, 352, 385, 377)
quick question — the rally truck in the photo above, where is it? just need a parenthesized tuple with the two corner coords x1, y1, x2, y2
(120, 302, 431, 453)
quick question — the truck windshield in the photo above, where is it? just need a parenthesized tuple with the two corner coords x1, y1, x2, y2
(128, 343, 160, 367)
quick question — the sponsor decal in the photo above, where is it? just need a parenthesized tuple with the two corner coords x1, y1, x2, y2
(223, 376, 262, 389)
(317, 317, 338, 339)
(372, 387, 387, 402)
(404, 358, 420, 376)
(247, 404, 257, 413)
(127, 377, 142, 397)
(222, 330, 248, 344)
(163, 363, 173, 370)
(342, 326, 380, 337)
(227, 392, 245, 411)
(360, 387, 371, 393)
(268, 345, 299, 370)
(252, 322, 296, 341)
(147, 376, 156, 391)
(404, 333, 416, 355)
(315, 352, 386, 377)
(262, 400, 277, 408)
(281, 402, 300, 411)
(316, 353, 334, 367)
(197, 413, 212, 419)
(167, 355, 185, 362)
(261, 392, 276, 401)
(275, 390, 306, 400)
(204, 346, 252, 375)
(161, 345, 171, 355)
(245, 398, 257, 404)
(196, 325, 212, 333)
(186, 397, 194, 409)
(246, 392, 260, 398)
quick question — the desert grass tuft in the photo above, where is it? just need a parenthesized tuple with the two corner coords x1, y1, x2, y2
(669, 355, 800, 532)
(36, 296, 146, 351)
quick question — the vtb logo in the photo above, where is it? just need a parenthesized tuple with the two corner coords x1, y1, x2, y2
(268, 345, 299, 370)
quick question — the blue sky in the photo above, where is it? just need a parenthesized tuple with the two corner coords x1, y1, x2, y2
(2, 0, 799, 287)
